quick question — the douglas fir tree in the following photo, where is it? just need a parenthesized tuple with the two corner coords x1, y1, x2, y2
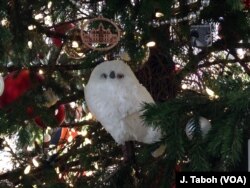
(0, 0, 249, 187)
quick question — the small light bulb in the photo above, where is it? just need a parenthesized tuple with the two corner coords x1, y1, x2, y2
(32, 158, 39, 167)
(182, 84, 188, 90)
(34, 13, 43, 20)
(28, 41, 33, 49)
(146, 41, 156, 47)
(155, 12, 164, 18)
(84, 138, 92, 145)
(206, 87, 215, 97)
(54, 109, 58, 116)
(72, 41, 79, 48)
(67, 135, 73, 142)
(24, 165, 31, 174)
(47, 1, 52, 9)
(38, 69, 44, 75)
(85, 113, 93, 120)
(28, 25, 36, 30)
(1, 19, 8, 26)
(81, 129, 88, 137)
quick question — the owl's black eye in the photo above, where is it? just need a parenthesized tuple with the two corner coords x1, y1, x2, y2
(117, 73, 124, 79)
(100, 73, 107, 79)
(109, 71, 115, 79)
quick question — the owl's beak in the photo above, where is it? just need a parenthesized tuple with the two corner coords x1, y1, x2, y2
(109, 71, 116, 79)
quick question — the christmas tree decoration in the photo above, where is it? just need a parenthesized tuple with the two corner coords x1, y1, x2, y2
(63, 28, 89, 59)
(190, 24, 212, 48)
(84, 60, 165, 157)
(50, 127, 78, 146)
(54, 104, 67, 125)
(43, 88, 59, 108)
(80, 16, 121, 51)
(44, 133, 51, 143)
(140, 46, 150, 65)
(74, 105, 84, 122)
(0, 75, 4, 96)
(0, 1, 249, 187)
(43, 133, 51, 149)
(32, 104, 66, 129)
(148, 0, 210, 27)
(146, 41, 156, 47)
(0, 69, 44, 108)
(51, 23, 75, 48)
(85, 60, 162, 144)
(185, 116, 212, 140)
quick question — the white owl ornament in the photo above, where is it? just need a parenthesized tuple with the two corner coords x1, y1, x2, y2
(84, 60, 165, 157)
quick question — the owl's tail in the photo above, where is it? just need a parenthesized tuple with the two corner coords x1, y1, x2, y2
(151, 144, 166, 158)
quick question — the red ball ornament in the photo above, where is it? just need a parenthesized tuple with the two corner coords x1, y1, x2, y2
(51, 23, 75, 48)
(0, 69, 66, 129)
(0, 69, 44, 108)
(55, 104, 66, 125)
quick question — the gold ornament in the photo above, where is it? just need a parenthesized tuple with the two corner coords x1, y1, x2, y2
(80, 16, 121, 51)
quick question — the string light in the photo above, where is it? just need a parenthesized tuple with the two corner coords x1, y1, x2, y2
(34, 13, 43, 20)
(148, 0, 210, 27)
(146, 41, 156, 47)
(32, 157, 40, 167)
(1, 19, 8, 26)
(155, 11, 164, 18)
(28, 25, 36, 30)
(38, 69, 44, 75)
(47, 1, 52, 9)
(24, 165, 31, 174)
(71, 41, 79, 48)
(28, 41, 33, 49)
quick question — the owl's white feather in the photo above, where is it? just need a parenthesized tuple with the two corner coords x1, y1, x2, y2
(84, 60, 162, 145)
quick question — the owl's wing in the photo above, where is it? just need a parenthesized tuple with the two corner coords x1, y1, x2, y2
(117, 83, 154, 119)
(117, 83, 162, 143)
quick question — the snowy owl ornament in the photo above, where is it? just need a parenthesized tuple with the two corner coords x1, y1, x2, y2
(84, 60, 165, 157)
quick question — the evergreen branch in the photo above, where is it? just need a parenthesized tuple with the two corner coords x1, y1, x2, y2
(54, 92, 85, 106)
(60, 120, 97, 127)
(198, 56, 250, 69)
(3, 139, 26, 168)
(196, 42, 250, 60)
(1, 62, 95, 72)
(0, 167, 23, 183)
(98, 164, 125, 185)
(238, 61, 250, 75)
(0, 136, 85, 184)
